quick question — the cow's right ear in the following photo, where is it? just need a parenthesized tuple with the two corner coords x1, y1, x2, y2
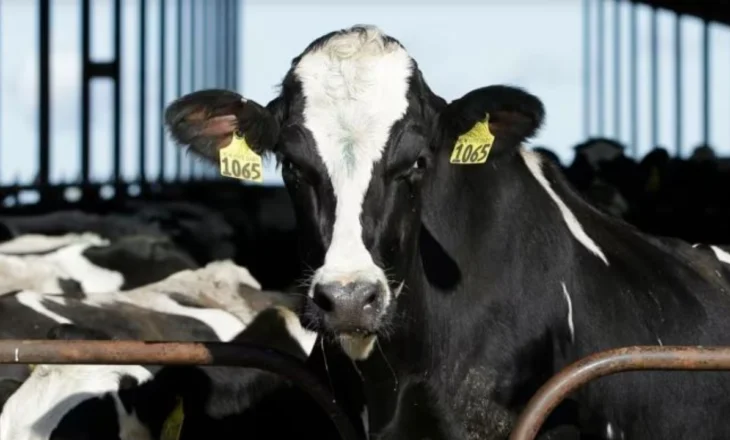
(164, 89, 281, 163)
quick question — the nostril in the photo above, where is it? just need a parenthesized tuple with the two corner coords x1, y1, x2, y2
(364, 291, 378, 307)
(312, 286, 334, 312)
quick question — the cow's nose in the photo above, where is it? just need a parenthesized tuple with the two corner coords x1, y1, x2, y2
(312, 281, 383, 332)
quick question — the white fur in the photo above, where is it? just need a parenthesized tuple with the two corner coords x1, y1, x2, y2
(125, 259, 261, 324)
(274, 306, 318, 356)
(62, 291, 245, 342)
(296, 28, 410, 293)
(0, 239, 122, 295)
(521, 150, 609, 266)
(338, 334, 377, 361)
(15, 291, 72, 324)
(560, 282, 574, 342)
(710, 246, 730, 265)
(113, 393, 154, 440)
(0, 232, 105, 254)
(295, 25, 412, 359)
(41, 243, 123, 293)
(0, 364, 153, 440)
(361, 406, 369, 437)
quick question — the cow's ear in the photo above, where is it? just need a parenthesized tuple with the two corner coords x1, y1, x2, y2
(164, 89, 281, 163)
(434, 85, 545, 155)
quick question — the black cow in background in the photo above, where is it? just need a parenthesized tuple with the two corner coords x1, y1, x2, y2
(562, 139, 730, 246)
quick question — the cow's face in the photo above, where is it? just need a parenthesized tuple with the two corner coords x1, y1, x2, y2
(165, 26, 443, 357)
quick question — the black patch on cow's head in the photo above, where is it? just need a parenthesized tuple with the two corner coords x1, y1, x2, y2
(418, 224, 461, 291)
(58, 278, 85, 298)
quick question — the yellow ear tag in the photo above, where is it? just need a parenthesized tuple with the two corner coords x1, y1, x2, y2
(28, 364, 36, 372)
(449, 113, 495, 165)
(160, 396, 184, 440)
(219, 132, 264, 183)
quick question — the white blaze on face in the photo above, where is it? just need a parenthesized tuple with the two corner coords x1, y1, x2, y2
(295, 26, 412, 304)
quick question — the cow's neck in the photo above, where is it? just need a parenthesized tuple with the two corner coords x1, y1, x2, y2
(363, 147, 609, 437)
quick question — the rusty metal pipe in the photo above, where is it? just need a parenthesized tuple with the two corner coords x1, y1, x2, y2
(0, 340, 360, 440)
(509, 345, 730, 440)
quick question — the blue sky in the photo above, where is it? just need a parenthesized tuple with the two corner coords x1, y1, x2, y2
(1, 0, 729, 189)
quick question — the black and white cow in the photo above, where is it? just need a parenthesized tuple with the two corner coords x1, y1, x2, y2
(165, 25, 730, 439)
(0, 232, 197, 294)
(0, 305, 322, 440)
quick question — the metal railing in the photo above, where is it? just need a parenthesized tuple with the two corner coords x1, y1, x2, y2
(0, 339, 360, 440)
(509, 345, 730, 440)
(6, 340, 730, 439)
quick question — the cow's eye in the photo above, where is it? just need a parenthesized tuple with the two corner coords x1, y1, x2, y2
(412, 156, 427, 170)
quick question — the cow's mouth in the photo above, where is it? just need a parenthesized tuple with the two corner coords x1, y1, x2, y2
(338, 333, 378, 361)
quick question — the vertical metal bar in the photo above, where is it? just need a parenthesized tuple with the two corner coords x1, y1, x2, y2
(0, 0, 2, 180)
(597, 0, 605, 136)
(175, 0, 183, 180)
(114, 0, 122, 182)
(701, 20, 710, 146)
(189, 0, 197, 179)
(39, 0, 51, 187)
(674, 13, 682, 156)
(629, 2, 638, 156)
(613, 0, 621, 139)
(217, 0, 224, 88)
(81, 0, 91, 184)
(159, 0, 167, 181)
(583, 0, 593, 138)
(203, 0, 209, 88)
(223, 0, 230, 88)
(233, 0, 239, 91)
(650, 7, 658, 148)
(113, 0, 122, 182)
(139, 0, 148, 183)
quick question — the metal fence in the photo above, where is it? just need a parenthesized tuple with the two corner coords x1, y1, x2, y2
(6, 339, 730, 439)
(0, 0, 239, 207)
(583, 0, 730, 158)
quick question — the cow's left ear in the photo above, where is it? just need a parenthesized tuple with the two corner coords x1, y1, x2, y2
(434, 85, 545, 155)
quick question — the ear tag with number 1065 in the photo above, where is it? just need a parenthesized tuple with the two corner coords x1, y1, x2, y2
(219, 133, 264, 182)
(449, 113, 495, 165)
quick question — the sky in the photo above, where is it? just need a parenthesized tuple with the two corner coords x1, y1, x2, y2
(1, 0, 730, 193)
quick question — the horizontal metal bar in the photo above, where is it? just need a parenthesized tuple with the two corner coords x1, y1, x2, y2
(509, 345, 730, 440)
(0, 340, 359, 440)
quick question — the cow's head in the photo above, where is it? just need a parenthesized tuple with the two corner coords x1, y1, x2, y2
(165, 25, 442, 354)
(164, 25, 544, 359)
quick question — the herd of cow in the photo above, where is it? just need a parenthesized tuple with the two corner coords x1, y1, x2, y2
(2, 24, 730, 439)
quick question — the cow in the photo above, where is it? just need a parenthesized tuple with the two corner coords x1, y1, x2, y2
(0, 233, 198, 294)
(164, 24, 730, 439)
(0, 306, 325, 440)
(0, 259, 263, 384)
(0, 204, 238, 266)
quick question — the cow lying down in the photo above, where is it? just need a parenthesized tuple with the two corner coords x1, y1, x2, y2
(0, 259, 275, 383)
(0, 232, 198, 294)
(0, 307, 328, 440)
